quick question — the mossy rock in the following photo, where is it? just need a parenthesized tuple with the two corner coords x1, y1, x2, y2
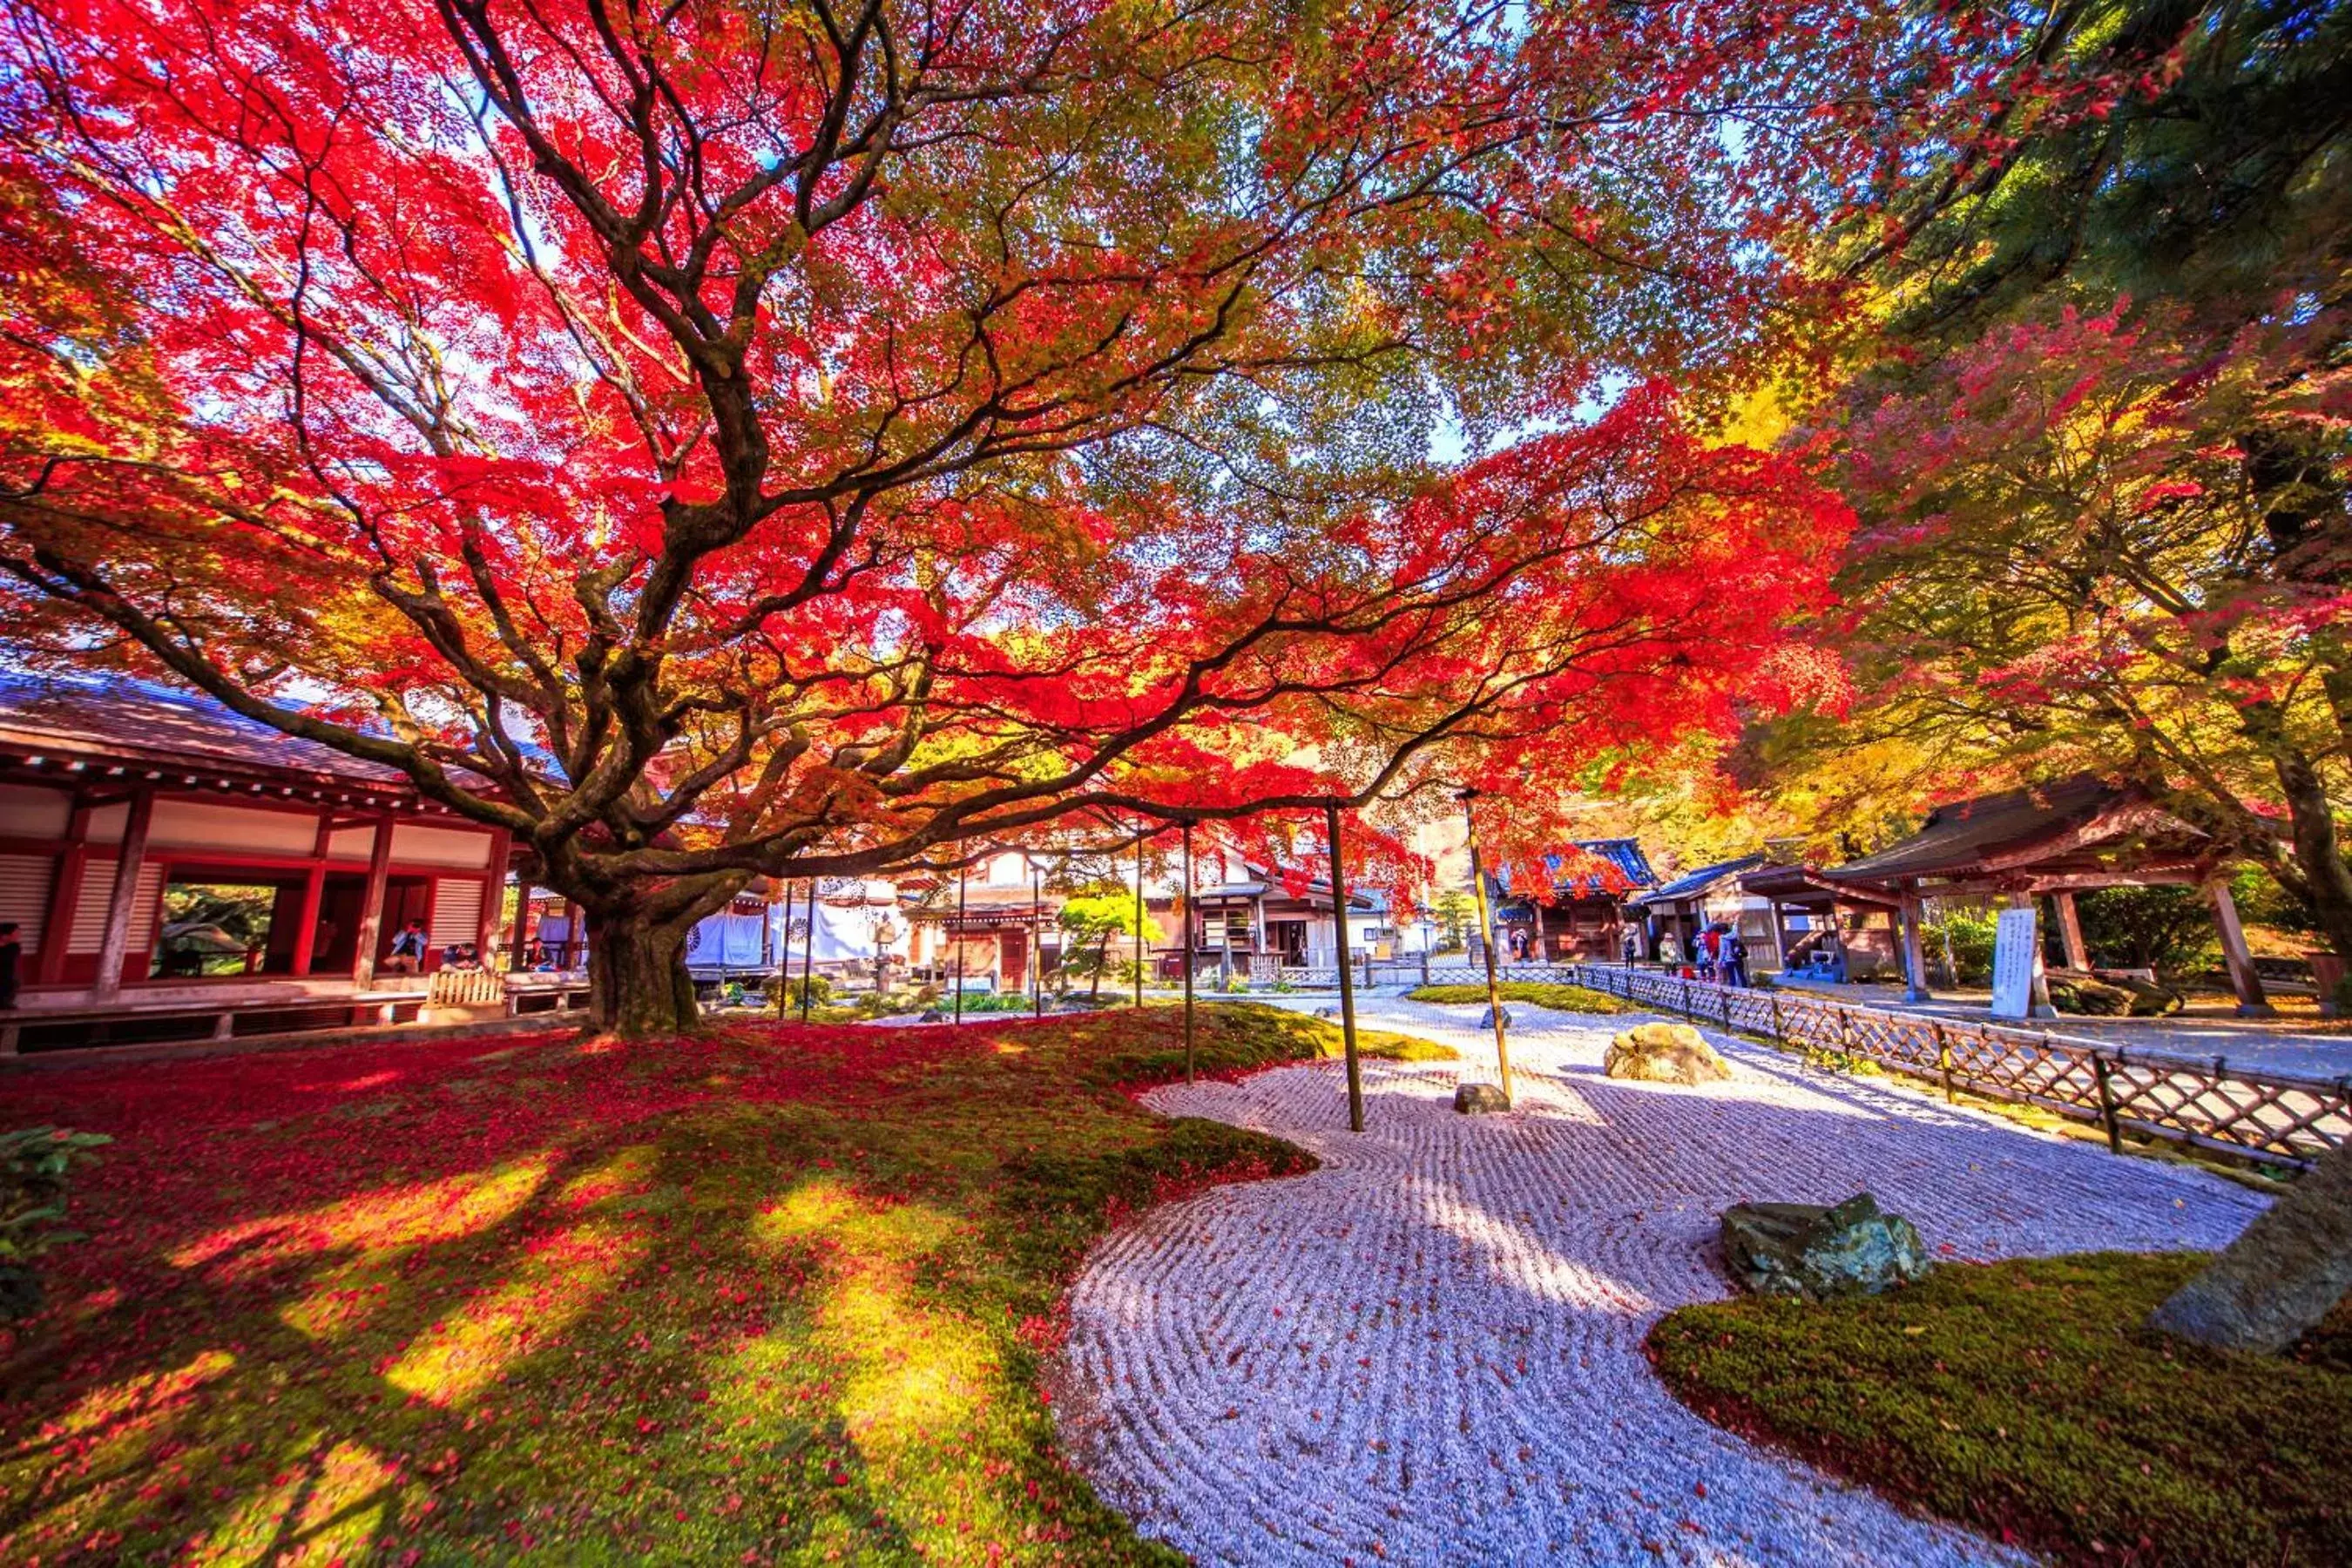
(2049, 977, 2132, 1016)
(1604, 1022, 1732, 1085)
(1720, 1193, 1931, 1300)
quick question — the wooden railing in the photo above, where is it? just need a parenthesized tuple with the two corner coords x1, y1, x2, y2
(427, 969, 507, 1009)
(1562, 964, 2349, 1172)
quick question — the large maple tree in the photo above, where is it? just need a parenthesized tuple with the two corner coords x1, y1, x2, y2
(1, 0, 1887, 1034)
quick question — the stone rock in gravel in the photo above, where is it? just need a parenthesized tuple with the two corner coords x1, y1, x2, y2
(1477, 1004, 1513, 1029)
(1454, 1082, 1511, 1114)
(1721, 1193, 1932, 1300)
(1315, 1006, 1340, 1019)
(918, 1009, 945, 1023)
(1605, 1022, 1732, 1085)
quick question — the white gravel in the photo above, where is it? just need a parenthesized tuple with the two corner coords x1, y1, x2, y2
(1051, 1002, 2268, 1566)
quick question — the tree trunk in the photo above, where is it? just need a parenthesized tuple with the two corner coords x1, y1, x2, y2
(2151, 1139, 2352, 1354)
(1090, 932, 1109, 1002)
(2232, 698, 2352, 965)
(586, 911, 701, 1038)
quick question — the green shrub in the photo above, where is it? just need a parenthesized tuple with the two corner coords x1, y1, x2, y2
(1406, 981, 1640, 1015)
(763, 973, 835, 1010)
(1924, 908, 1997, 986)
(2, 1126, 112, 1321)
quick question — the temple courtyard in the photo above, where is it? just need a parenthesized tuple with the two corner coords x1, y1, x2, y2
(1, 999, 2340, 1565)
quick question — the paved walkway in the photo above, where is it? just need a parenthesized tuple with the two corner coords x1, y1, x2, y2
(1052, 999, 2267, 1566)
(1769, 975, 2352, 1080)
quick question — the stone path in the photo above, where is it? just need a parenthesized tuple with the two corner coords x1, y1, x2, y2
(1052, 1001, 2268, 1566)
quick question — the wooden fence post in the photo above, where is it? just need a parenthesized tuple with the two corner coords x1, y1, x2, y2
(1767, 991, 1782, 1044)
(2092, 1051, 2123, 1154)
(1932, 1021, 1955, 1104)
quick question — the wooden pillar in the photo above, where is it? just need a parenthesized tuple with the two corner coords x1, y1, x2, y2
(1897, 891, 1931, 1004)
(2053, 890, 2091, 972)
(479, 830, 510, 961)
(2207, 877, 2274, 1017)
(352, 814, 394, 988)
(510, 878, 535, 972)
(291, 810, 333, 977)
(91, 787, 155, 1003)
(34, 797, 92, 985)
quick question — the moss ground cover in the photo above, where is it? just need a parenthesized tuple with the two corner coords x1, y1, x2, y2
(0, 1003, 1374, 1565)
(1405, 980, 1642, 1014)
(1647, 1252, 2352, 1566)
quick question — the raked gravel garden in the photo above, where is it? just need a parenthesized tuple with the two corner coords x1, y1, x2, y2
(1051, 996, 2269, 1567)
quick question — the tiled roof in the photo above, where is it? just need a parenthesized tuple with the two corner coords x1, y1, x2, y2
(1819, 775, 2180, 887)
(0, 669, 409, 786)
(1631, 854, 1768, 904)
(1557, 837, 1657, 890)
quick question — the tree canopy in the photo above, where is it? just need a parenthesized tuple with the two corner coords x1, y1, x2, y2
(0, 0, 1909, 1031)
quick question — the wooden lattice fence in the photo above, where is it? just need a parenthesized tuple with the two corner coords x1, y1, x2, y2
(1563, 965, 2350, 1171)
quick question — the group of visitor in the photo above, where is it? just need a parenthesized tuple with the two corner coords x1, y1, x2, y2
(1635, 923, 1750, 987)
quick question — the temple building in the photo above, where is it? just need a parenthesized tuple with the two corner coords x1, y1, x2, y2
(0, 672, 522, 1046)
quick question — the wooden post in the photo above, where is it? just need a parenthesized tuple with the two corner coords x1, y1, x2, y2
(35, 796, 92, 985)
(775, 881, 795, 1019)
(509, 878, 529, 972)
(1897, 892, 1931, 1004)
(1182, 824, 1196, 1084)
(353, 814, 394, 988)
(91, 788, 154, 1003)
(1327, 803, 1364, 1133)
(2053, 890, 2091, 972)
(1933, 1021, 1955, 1103)
(1463, 794, 1513, 1103)
(290, 853, 328, 977)
(800, 881, 818, 1021)
(2092, 1051, 2124, 1154)
(1134, 831, 1146, 1010)
(477, 829, 510, 960)
(953, 862, 967, 1025)
(2207, 877, 2274, 1017)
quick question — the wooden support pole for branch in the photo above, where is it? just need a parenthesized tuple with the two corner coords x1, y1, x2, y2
(785, 879, 804, 1024)
(1462, 793, 1512, 1103)
(1182, 824, 1196, 1085)
(1328, 803, 1364, 1132)
(1134, 831, 1146, 1011)
(799, 881, 816, 1023)
(954, 860, 967, 1026)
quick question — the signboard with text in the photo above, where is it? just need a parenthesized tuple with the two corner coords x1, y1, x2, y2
(1990, 906, 2041, 1019)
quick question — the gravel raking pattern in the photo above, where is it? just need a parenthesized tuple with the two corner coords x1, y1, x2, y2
(1052, 1004, 2268, 1566)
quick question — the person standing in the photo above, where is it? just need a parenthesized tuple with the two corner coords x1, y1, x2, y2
(1621, 926, 1639, 968)
(0, 922, 20, 1011)
(1721, 929, 1749, 989)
